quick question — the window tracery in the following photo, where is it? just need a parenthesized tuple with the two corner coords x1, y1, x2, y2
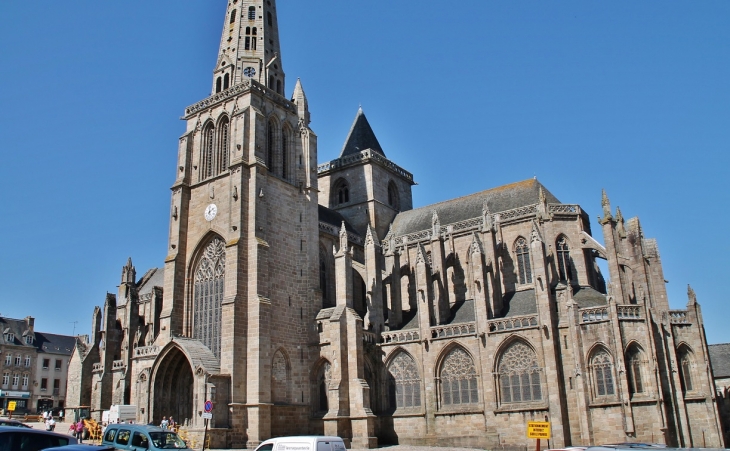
(193, 237, 226, 359)
(440, 347, 478, 406)
(387, 352, 421, 409)
(678, 347, 694, 392)
(556, 236, 571, 281)
(498, 341, 542, 404)
(515, 237, 532, 284)
(591, 349, 615, 397)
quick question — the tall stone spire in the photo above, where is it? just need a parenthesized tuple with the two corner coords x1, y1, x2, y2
(212, 0, 286, 96)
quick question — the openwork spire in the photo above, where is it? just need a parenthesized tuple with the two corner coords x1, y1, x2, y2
(212, 0, 286, 96)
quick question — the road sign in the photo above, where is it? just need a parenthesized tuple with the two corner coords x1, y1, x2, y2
(201, 412, 212, 419)
(527, 421, 550, 439)
(204, 400, 213, 412)
(7, 401, 16, 411)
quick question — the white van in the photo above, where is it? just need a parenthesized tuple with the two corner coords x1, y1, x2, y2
(254, 436, 346, 451)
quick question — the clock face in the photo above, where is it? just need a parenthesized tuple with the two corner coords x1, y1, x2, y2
(243, 67, 256, 77)
(204, 204, 218, 221)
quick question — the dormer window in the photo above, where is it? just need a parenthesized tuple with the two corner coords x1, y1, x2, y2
(5, 333, 14, 343)
(24, 335, 32, 344)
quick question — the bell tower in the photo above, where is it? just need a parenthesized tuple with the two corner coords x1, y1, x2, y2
(213, 0, 285, 95)
(157, 0, 319, 446)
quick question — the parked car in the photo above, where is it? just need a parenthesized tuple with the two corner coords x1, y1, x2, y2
(0, 425, 78, 451)
(0, 420, 31, 429)
(44, 446, 115, 451)
(101, 424, 190, 451)
(253, 436, 346, 451)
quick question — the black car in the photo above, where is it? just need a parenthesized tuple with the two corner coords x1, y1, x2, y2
(0, 420, 31, 429)
(0, 425, 78, 451)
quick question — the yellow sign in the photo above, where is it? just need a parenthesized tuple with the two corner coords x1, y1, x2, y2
(7, 401, 17, 411)
(527, 421, 550, 439)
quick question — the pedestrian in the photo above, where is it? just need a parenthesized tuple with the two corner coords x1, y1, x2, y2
(160, 416, 169, 430)
(48, 417, 56, 431)
(169, 416, 176, 431)
(75, 418, 85, 443)
(68, 421, 76, 434)
(42, 411, 48, 421)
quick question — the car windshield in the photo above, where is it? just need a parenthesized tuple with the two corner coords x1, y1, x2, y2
(149, 432, 187, 449)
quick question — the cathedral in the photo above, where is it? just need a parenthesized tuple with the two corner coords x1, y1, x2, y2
(66, 1, 725, 449)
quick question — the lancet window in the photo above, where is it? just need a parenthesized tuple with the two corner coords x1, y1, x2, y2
(515, 237, 532, 284)
(388, 181, 400, 210)
(248, 6, 256, 20)
(556, 236, 571, 281)
(272, 350, 290, 404)
(333, 179, 350, 206)
(245, 27, 257, 51)
(440, 347, 479, 406)
(678, 347, 694, 392)
(281, 126, 289, 180)
(626, 345, 645, 395)
(497, 341, 542, 404)
(199, 118, 230, 181)
(387, 351, 421, 409)
(591, 349, 615, 397)
(193, 237, 226, 359)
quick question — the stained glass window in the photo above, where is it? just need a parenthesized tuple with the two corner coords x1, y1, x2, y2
(387, 352, 421, 409)
(592, 350, 615, 397)
(498, 341, 542, 404)
(515, 238, 532, 284)
(193, 238, 225, 359)
(556, 236, 571, 281)
(440, 347, 478, 406)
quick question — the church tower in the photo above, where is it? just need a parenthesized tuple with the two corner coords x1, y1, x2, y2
(213, 0, 285, 95)
(318, 108, 415, 239)
(153, 0, 320, 446)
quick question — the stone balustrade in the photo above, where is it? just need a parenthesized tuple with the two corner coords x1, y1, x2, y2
(381, 330, 420, 345)
(580, 307, 609, 323)
(669, 310, 691, 325)
(488, 315, 538, 333)
(617, 305, 642, 320)
(112, 360, 126, 370)
(362, 331, 378, 345)
(134, 345, 160, 358)
(92, 363, 103, 372)
(431, 323, 476, 340)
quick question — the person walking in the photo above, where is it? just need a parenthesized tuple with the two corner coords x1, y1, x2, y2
(75, 418, 85, 443)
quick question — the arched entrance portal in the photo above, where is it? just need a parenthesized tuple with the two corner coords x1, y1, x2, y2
(153, 347, 194, 425)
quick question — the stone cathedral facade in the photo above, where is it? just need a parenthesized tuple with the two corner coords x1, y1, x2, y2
(66, 1, 725, 449)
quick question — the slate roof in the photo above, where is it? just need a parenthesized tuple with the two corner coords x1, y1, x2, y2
(0, 316, 35, 347)
(35, 332, 76, 356)
(339, 108, 385, 158)
(138, 267, 164, 296)
(394, 309, 419, 331)
(171, 337, 221, 374)
(318, 204, 359, 235)
(709, 343, 730, 379)
(391, 179, 560, 237)
(499, 290, 537, 318)
(572, 286, 607, 308)
(446, 299, 475, 324)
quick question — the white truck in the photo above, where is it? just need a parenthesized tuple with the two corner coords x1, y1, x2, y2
(107, 404, 137, 424)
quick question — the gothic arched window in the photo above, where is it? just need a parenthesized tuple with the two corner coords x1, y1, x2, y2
(315, 360, 331, 414)
(556, 236, 571, 281)
(387, 351, 421, 409)
(229, 9, 236, 24)
(626, 345, 645, 395)
(245, 27, 257, 51)
(267, 11, 273, 26)
(215, 77, 222, 93)
(515, 237, 532, 284)
(388, 181, 400, 210)
(281, 126, 290, 180)
(678, 347, 694, 393)
(440, 347, 479, 406)
(591, 349, 615, 397)
(497, 341, 542, 404)
(267, 118, 277, 170)
(216, 117, 230, 175)
(200, 123, 215, 181)
(193, 237, 226, 359)
(223, 73, 230, 90)
(248, 6, 256, 20)
(272, 350, 290, 404)
(333, 179, 350, 206)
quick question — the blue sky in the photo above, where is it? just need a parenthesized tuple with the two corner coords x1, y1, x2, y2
(1, 1, 728, 343)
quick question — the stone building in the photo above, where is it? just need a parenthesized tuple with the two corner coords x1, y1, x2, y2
(67, 1, 725, 449)
(709, 343, 730, 446)
(0, 316, 74, 415)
